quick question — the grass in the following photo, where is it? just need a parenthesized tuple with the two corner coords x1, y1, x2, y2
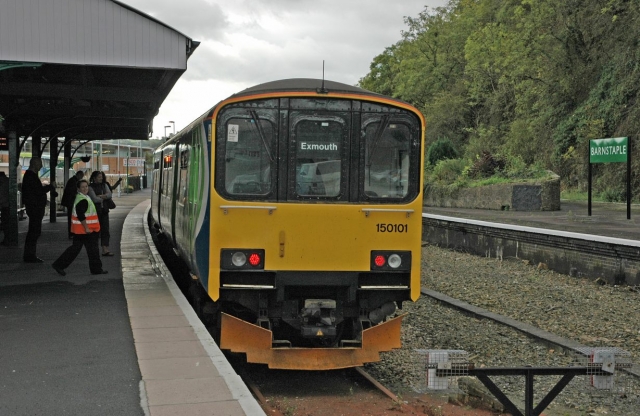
(561, 189, 639, 203)
(561, 190, 593, 201)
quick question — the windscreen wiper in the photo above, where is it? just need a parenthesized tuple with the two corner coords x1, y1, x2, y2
(366, 114, 390, 184)
(249, 110, 274, 162)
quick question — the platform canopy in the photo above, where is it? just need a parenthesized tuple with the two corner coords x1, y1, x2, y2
(0, 0, 199, 141)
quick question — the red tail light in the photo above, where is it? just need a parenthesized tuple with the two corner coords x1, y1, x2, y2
(249, 253, 261, 266)
(374, 255, 386, 267)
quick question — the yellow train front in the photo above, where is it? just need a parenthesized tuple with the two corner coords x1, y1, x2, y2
(165, 79, 424, 370)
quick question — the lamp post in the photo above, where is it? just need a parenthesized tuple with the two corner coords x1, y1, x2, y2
(169, 121, 175, 134)
(164, 125, 172, 140)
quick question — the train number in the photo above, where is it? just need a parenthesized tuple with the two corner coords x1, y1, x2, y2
(376, 223, 408, 233)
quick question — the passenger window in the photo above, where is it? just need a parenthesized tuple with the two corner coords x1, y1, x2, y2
(363, 119, 411, 199)
(224, 117, 274, 195)
(294, 119, 344, 197)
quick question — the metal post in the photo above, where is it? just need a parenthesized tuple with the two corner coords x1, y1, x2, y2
(32, 134, 41, 158)
(139, 140, 143, 188)
(64, 140, 71, 184)
(588, 161, 592, 216)
(49, 139, 57, 223)
(117, 140, 121, 197)
(126, 145, 129, 195)
(627, 137, 631, 220)
(5, 128, 19, 246)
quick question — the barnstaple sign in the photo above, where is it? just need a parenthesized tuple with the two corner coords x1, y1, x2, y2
(589, 137, 628, 163)
(588, 136, 631, 219)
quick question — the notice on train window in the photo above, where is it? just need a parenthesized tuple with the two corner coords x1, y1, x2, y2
(227, 124, 239, 142)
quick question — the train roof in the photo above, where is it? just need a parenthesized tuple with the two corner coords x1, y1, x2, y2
(228, 78, 387, 99)
(162, 78, 414, 146)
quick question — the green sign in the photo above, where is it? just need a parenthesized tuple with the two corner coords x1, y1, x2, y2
(590, 137, 628, 163)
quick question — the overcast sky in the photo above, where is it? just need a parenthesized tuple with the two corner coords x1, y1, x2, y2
(119, 0, 447, 139)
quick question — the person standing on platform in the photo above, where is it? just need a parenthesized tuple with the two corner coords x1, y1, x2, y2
(88, 171, 114, 256)
(22, 158, 57, 263)
(61, 170, 84, 239)
(52, 180, 107, 276)
(0, 171, 9, 243)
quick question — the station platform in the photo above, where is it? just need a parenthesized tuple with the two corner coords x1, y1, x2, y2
(423, 199, 640, 241)
(0, 188, 265, 416)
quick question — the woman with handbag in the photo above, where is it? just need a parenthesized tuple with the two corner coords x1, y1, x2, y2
(88, 171, 115, 256)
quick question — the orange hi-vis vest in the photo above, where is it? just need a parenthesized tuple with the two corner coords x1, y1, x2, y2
(70, 193, 100, 234)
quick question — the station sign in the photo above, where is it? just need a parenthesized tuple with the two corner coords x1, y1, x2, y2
(589, 137, 628, 163)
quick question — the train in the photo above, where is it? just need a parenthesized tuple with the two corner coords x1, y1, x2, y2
(150, 78, 425, 370)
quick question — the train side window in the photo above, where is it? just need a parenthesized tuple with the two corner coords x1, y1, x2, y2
(292, 118, 346, 198)
(362, 118, 413, 199)
(223, 116, 275, 196)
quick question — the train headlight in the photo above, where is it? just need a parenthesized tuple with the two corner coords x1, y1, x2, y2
(221, 249, 265, 269)
(370, 251, 411, 271)
(388, 254, 402, 269)
(231, 252, 247, 267)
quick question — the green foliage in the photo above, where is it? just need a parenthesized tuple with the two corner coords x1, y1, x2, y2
(431, 157, 467, 182)
(600, 187, 626, 203)
(426, 137, 458, 165)
(467, 151, 506, 179)
(360, 0, 640, 200)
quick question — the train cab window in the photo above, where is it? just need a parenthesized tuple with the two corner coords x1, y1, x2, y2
(362, 117, 413, 199)
(223, 116, 275, 196)
(293, 118, 345, 198)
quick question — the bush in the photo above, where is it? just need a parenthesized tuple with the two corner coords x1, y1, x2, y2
(501, 155, 548, 180)
(467, 151, 506, 179)
(431, 158, 467, 182)
(426, 137, 458, 166)
(600, 188, 626, 202)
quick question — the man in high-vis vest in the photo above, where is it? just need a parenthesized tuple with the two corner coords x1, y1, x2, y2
(52, 180, 108, 276)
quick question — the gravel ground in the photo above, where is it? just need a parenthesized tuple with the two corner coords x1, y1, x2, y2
(366, 244, 640, 416)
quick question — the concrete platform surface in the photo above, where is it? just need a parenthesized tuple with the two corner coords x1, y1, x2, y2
(0, 188, 264, 416)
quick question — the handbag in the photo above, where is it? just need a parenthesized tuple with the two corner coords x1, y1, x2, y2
(106, 198, 116, 209)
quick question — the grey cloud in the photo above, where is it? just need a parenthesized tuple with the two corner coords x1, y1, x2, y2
(118, 0, 228, 40)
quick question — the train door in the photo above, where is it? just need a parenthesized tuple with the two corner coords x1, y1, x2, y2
(188, 126, 203, 257)
(151, 150, 162, 223)
(159, 144, 175, 236)
(175, 134, 192, 253)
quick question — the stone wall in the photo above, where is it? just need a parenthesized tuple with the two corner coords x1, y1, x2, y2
(424, 173, 560, 211)
(422, 215, 640, 286)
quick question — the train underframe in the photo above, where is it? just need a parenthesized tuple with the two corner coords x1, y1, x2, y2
(207, 270, 411, 370)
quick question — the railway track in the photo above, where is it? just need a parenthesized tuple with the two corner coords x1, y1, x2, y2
(150, 217, 640, 415)
(237, 365, 402, 416)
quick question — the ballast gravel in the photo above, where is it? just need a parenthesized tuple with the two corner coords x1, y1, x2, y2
(366, 244, 640, 416)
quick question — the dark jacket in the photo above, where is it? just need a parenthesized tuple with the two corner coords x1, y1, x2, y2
(22, 170, 54, 215)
